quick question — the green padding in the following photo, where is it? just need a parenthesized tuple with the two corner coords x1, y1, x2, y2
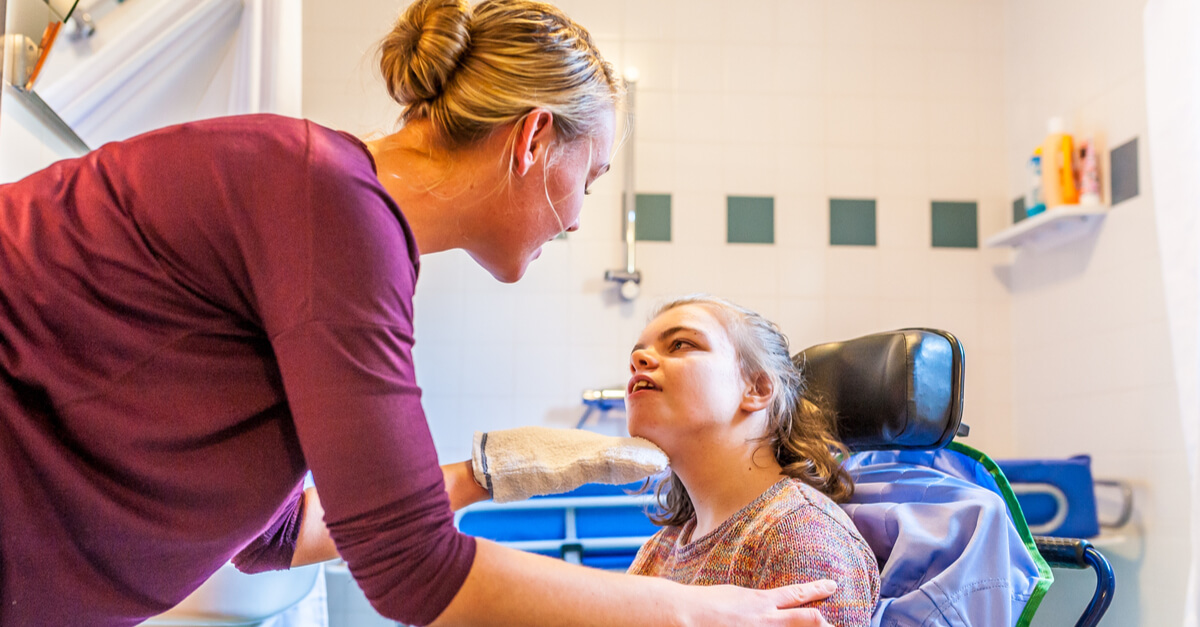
(947, 442, 1054, 627)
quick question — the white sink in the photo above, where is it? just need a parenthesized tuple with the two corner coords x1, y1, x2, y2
(140, 562, 321, 626)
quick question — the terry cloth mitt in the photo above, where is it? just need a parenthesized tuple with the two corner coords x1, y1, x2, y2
(472, 426, 670, 503)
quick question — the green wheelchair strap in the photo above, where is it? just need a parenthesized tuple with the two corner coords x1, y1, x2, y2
(946, 442, 1054, 627)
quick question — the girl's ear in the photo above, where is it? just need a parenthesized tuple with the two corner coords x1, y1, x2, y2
(740, 372, 773, 413)
(512, 108, 556, 176)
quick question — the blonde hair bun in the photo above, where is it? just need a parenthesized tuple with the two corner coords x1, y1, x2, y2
(380, 0, 472, 108)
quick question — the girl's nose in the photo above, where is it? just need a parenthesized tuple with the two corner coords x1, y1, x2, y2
(629, 348, 658, 372)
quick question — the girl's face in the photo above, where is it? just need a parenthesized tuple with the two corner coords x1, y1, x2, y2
(625, 304, 752, 454)
(470, 110, 615, 283)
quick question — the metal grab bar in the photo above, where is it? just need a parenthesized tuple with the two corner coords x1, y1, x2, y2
(604, 69, 641, 300)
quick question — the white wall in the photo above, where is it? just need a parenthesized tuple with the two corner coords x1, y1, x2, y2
(1, 0, 89, 180)
(1144, 1, 1200, 623)
(2, 0, 302, 183)
(0, 86, 86, 181)
(1002, 0, 1191, 624)
(302, 0, 1016, 466)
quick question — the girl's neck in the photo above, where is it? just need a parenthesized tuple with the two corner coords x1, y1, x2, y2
(673, 440, 784, 542)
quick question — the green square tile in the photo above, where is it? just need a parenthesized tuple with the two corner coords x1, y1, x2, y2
(1111, 138, 1139, 205)
(1012, 197, 1026, 225)
(726, 196, 775, 244)
(635, 193, 672, 242)
(932, 201, 979, 248)
(829, 198, 876, 246)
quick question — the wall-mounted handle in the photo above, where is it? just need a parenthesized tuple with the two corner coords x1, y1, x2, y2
(605, 68, 640, 301)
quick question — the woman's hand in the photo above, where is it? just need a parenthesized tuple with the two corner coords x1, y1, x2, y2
(682, 580, 837, 626)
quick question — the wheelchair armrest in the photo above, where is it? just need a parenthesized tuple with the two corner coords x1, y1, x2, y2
(795, 328, 967, 452)
(1034, 536, 1115, 627)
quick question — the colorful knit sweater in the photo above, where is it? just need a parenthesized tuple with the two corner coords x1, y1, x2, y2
(628, 478, 880, 627)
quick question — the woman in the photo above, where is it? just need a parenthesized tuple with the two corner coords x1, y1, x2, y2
(0, 0, 836, 625)
(625, 296, 881, 625)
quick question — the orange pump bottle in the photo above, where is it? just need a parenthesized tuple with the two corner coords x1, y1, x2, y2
(1041, 117, 1079, 207)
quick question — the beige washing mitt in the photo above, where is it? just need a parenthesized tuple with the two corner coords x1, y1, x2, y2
(471, 426, 670, 503)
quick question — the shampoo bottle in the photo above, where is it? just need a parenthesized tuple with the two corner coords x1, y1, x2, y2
(1041, 117, 1079, 208)
(1078, 139, 1102, 205)
(1026, 149, 1046, 218)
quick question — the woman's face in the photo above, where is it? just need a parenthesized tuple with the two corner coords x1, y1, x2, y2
(470, 110, 615, 283)
(625, 304, 750, 454)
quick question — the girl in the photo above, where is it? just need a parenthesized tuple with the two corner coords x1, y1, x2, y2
(626, 295, 881, 626)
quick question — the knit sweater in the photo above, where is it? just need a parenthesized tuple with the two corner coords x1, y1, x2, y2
(628, 477, 880, 627)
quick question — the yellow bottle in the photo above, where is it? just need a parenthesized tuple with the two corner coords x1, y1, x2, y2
(1041, 118, 1079, 208)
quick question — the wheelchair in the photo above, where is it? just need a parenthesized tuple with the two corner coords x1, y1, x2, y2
(458, 328, 1114, 627)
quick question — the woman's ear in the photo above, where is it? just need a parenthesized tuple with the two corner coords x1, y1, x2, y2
(740, 373, 773, 413)
(512, 108, 556, 176)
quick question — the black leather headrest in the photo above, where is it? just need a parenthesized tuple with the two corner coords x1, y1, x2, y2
(795, 328, 967, 452)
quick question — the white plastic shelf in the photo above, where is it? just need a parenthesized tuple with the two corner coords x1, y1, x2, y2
(984, 204, 1107, 250)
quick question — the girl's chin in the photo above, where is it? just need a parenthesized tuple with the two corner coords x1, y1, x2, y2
(626, 420, 661, 446)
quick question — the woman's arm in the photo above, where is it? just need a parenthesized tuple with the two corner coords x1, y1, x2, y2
(431, 540, 835, 627)
(290, 468, 836, 625)
(291, 461, 490, 567)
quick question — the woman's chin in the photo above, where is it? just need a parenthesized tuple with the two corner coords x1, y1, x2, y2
(470, 251, 531, 284)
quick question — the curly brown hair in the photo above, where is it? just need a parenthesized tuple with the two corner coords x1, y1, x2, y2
(643, 295, 854, 527)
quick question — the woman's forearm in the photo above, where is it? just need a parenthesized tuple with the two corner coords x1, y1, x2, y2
(442, 459, 491, 510)
(291, 487, 338, 566)
(429, 539, 835, 627)
(291, 461, 491, 567)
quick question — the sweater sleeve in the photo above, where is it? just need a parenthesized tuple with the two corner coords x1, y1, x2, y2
(754, 510, 880, 627)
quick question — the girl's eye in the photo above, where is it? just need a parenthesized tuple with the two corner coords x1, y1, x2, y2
(670, 339, 691, 351)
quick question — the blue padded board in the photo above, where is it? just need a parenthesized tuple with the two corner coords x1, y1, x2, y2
(582, 550, 641, 570)
(458, 508, 565, 542)
(996, 455, 1099, 538)
(576, 506, 659, 538)
(458, 482, 655, 544)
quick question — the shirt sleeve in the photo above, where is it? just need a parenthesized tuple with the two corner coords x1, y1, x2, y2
(754, 510, 880, 627)
(232, 481, 305, 574)
(263, 123, 476, 626)
(108, 117, 475, 625)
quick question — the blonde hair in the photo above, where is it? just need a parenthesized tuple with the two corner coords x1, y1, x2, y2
(378, 0, 622, 147)
(644, 295, 854, 527)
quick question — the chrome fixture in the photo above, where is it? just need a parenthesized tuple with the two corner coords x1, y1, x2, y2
(578, 387, 626, 429)
(67, 10, 95, 40)
(604, 67, 641, 301)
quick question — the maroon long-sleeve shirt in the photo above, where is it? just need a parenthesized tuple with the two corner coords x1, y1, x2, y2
(0, 114, 476, 626)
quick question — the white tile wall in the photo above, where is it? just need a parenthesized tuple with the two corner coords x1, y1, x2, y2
(1002, 0, 1190, 624)
(302, 0, 1015, 476)
(0, 89, 86, 183)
